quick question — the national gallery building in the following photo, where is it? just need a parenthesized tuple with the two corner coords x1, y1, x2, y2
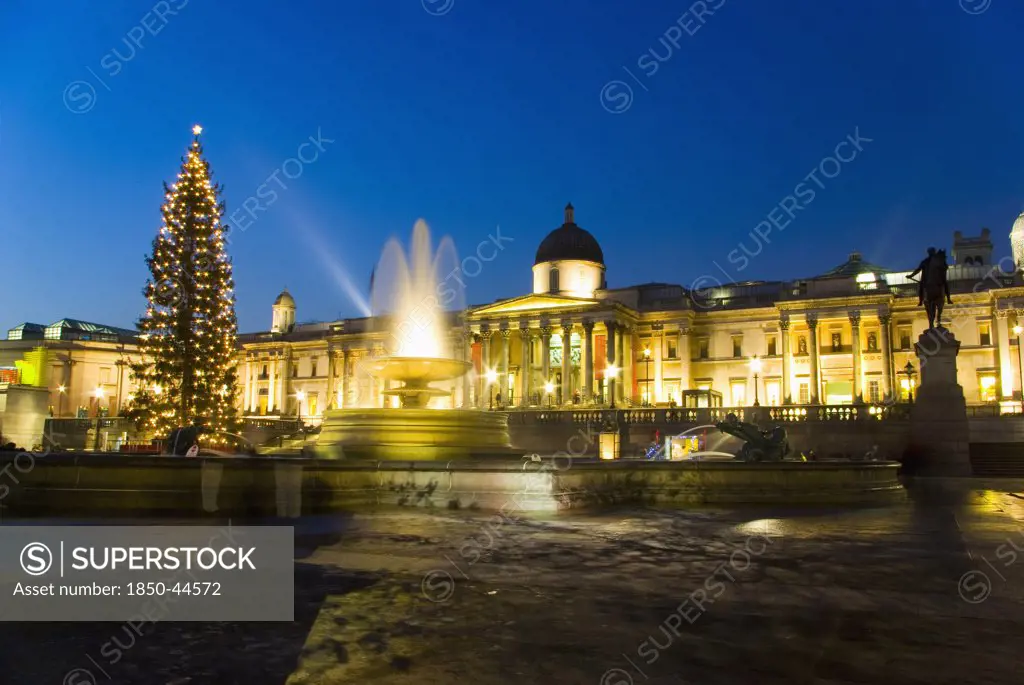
(7, 206, 1024, 424)
(234, 205, 1024, 421)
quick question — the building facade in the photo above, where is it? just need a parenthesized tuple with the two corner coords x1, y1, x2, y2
(1, 319, 139, 420)
(234, 205, 1024, 423)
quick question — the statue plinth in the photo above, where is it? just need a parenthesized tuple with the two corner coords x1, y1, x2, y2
(909, 328, 971, 476)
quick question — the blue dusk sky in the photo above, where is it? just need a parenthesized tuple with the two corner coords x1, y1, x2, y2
(1, 0, 1022, 334)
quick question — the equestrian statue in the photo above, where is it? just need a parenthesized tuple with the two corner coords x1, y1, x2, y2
(908, 246, 952, 329)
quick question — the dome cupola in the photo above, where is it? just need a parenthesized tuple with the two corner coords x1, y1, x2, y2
(534, 203, 605, 266)
(272, 287, 296, 333)
(532, 204, 606, 297)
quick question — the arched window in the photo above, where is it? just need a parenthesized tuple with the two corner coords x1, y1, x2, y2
(549, 267, 560, 293)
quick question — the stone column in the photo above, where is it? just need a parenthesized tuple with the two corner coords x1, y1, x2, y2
(561, 321, 573, 404)
(606, 321, 617, 406)
(779, 315, 791, 403)
(849, 310, 862, 402)
(620, 325, 631, 404)
(325, 345, 336, 409)
(481, 327, 492, 409)
(879, 313, 894, 400)
(653, 323, 664, 404)
(541, 325, 552, 392)
(242, 357, 252, 414)
(500, 328, 511, 407)
(910, 328, 971, 475)
(996, 312, 1014, 399)
(461, 331, 472, 409)
(340, 348, 350, 408)
(807, 315, 820, 404)
(583, 320, 595, 402)
(248, 361, 257, 413)
(678, 324, 690, 395)
(519, 325, 531, 407)
(267, 358, 276, 413)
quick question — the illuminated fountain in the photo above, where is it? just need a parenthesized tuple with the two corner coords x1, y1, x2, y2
(316, 220, 512, 460)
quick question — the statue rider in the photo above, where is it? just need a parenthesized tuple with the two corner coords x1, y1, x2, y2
(908, 247, 936, 306)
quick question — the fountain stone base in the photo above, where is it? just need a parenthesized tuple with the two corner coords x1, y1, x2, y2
(316, 408, 514, 460)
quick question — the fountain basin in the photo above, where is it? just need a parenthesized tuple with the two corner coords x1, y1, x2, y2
(367, 356, 472, 383)
(365, 357, 472, 408)
(316, 408, 514, 460)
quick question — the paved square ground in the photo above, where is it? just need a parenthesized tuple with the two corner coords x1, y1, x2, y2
(2, 479, 1023, 684)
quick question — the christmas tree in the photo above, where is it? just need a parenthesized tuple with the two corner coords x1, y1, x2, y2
(126, 125, 240, 443)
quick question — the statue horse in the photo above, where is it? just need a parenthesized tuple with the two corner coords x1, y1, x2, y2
(921, 250, 952, 330)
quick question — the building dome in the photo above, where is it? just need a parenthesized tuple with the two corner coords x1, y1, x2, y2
(1013, 212, 1024, 233)
(534, 203, 605, 266)
(273, 288, 295, 307)
(1011, 212, 1024, 268)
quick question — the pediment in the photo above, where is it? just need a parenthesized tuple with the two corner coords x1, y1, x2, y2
(468, 293, 600, 316)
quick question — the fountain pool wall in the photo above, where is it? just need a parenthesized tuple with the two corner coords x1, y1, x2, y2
(0, 453, 904, 518)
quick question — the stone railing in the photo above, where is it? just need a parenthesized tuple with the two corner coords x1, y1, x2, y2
(511, 404, 913, 426)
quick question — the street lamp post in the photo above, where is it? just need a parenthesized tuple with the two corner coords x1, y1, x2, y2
(642, 347, 652, 406)
(1014, 325, 1024, 413)
(57, 385, 66, 418)
(749, 355, 762, 407)
(93, 386, 105, 416)
(544, 381, 554, 408)
(901, 361, 917, 403)
(606, 363, 620, 409)
(295, 390, 306, 425)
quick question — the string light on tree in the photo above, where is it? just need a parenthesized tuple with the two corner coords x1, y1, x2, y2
(125, 124, 240, 445)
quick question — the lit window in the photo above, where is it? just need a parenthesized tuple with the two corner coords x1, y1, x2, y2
(899, 327, 912, 350)
(868, 380, 880, 403)
(979, 324, 991, 347)
(767, 336, 777, 356)
(730, 381, 746, 407)
(798, 382, 809, 404)
(979, 375, 997, 403)
(666, 338, 678, 359)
